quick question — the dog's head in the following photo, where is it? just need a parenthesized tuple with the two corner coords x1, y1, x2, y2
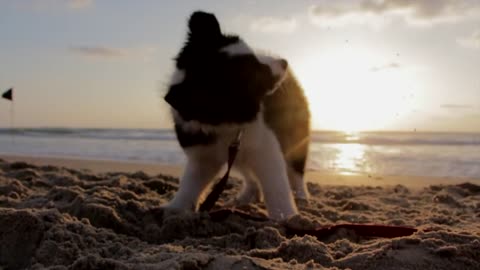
(165, 11, 288, 125)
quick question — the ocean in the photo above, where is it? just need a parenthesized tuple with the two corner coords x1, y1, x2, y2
(0, 128, 479, 179)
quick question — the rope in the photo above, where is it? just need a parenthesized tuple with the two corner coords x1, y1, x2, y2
(199, 129, 243, 211)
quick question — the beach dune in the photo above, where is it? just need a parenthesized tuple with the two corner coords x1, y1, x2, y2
(0, 155, 479, 269)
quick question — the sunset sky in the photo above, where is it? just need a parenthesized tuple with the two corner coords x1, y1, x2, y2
(0, 0, 479, 132)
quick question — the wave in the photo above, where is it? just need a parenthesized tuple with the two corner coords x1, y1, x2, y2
(310, 131, 480, 146)
(1, 128, 479, 146)
(0, 128, 177, 141)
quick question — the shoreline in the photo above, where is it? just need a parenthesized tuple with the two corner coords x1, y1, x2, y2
(0, 154, 182, 177)
(1, 154, 478, 189)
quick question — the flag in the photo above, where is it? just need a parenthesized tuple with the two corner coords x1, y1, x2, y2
(2, 88, 13, 101)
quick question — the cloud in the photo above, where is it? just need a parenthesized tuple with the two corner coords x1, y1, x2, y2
(69, 45, 157, 60)
(15, 0, 93, 11)
(440, 104, 474, 110)
(69, 46, 126, 58)
(457, 29, 480, 49)
(370, 62, 401, 72)
(67, 0, 93, 9)
(309, 0, 480, 28)
(250, 17, 298, 34)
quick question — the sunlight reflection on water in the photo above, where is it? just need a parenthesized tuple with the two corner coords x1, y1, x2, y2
(332, 143, 367, 175)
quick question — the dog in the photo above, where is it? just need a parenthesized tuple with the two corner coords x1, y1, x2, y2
(163, 11, 310, 220)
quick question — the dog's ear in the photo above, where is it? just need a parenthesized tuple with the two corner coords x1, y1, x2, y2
(164, 84, 187, 111)
(188, 11, 221, 40)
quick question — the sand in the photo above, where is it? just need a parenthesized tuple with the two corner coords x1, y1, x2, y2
(0, 156, 479, 269)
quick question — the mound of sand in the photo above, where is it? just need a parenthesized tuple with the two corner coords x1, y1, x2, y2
(0, 158, 479, 269)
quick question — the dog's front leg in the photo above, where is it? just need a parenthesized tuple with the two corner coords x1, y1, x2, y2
(248, 129, 298, 220)
(164, 157, 222, 211)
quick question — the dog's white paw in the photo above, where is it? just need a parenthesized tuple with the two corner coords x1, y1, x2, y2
(161, 198, 196, 211)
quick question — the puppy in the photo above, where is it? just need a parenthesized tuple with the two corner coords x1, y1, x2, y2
(163, 11, 310, 220)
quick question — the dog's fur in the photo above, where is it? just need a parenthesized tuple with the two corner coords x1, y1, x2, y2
(163, 11, 310, 220)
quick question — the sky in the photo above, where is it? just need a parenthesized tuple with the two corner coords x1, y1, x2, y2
(0, 0, 479, 132)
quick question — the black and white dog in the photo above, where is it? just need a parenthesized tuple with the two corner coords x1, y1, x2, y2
(163, 11, 310, 220)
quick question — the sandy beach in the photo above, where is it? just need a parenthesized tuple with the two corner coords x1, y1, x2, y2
(1, 155, 479, 269)
(2, 154, 475, 189)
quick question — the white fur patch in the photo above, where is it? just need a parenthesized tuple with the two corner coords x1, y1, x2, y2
(220, 41, 287, 95)
(221, 40, 254, 56)
(172, 109, 249, 135)
(256, 54, 288, 95)
(170, 69, 185, 85)
(257, 55, 285, 78)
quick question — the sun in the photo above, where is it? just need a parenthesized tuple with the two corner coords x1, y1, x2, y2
(294, 47, 417, 132)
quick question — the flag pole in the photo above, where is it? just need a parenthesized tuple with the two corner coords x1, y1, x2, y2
(10, 100, 14, 143)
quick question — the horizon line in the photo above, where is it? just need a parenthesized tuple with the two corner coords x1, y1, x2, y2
(0, 126, 479, 134)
